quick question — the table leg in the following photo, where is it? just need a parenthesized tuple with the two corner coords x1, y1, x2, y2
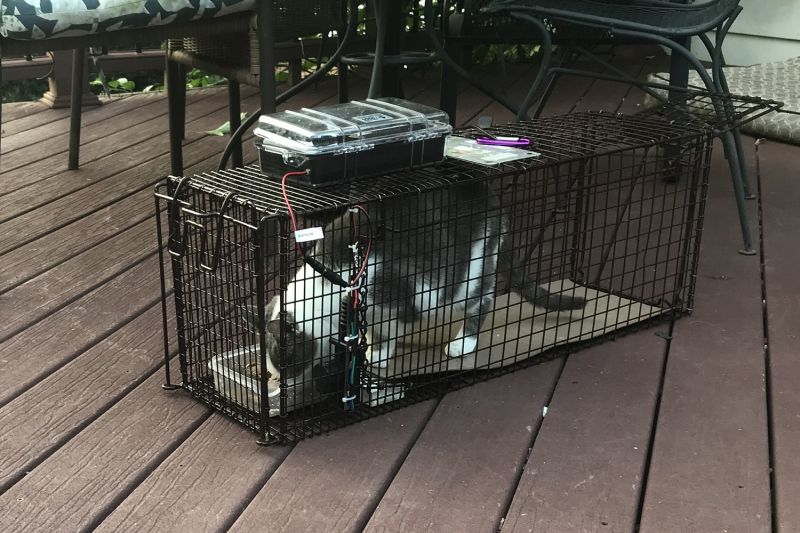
(381, 0, 404, 97)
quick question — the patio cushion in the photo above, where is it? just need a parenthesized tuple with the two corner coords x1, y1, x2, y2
(0, 0, 256, 40)
(645, 56, 800, 145)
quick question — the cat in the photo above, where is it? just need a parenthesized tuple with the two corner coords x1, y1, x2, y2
(245, 181, 585, 386)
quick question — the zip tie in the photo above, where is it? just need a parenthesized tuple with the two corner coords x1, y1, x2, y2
(343, 335, 358, 342)
(348, 207, 359, 213)
(341, 394, 357, 403)
(348, 243, 359, 252)
(343, 286, 357, 294)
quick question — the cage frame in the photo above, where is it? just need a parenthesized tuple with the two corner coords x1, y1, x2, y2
(155, 98, 768, 444)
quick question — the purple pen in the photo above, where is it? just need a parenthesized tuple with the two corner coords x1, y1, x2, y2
(476, 136, 531, 147)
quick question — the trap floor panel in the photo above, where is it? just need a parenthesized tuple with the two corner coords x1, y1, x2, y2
(0, 47, 797, 532)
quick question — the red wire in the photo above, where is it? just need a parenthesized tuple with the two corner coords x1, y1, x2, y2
(351, 204, 371, 286)
(281, 171, 309, 254)
(282, 172, 371, 289)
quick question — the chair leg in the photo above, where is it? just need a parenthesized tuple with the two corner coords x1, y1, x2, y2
(337, 1, 349, 103)
(176, 64, 187, 140)
(368, 0, 389, 99)
(700, 28, 753, 199)
(509, 13, 554, 121)
(714, 63, 753, 199)
(228, 80, 243, 168)
(68, 48, 85, 170)
(439, 41, 463, 127)
(530, 71, 559, 119)
(166, 57, 184, 176)
(258, 0, 277, 114)
(616, 28, 755, 255)
(338, 60, 349, 104)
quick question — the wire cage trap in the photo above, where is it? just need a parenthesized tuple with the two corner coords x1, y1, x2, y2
(156, 109, 717, 444)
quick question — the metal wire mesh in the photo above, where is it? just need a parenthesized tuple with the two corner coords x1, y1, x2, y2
(638, 89, 784, 134)
(157, 112, 712, 444)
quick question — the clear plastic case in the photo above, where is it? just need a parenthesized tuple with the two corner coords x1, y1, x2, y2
(254, 97, 453, 186)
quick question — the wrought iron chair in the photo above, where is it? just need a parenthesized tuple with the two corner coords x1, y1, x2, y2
(480, 0, 756, 254)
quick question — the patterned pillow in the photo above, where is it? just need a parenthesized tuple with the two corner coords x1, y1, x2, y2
(0, 0, 256, 40)
(644, 57, 800, 146)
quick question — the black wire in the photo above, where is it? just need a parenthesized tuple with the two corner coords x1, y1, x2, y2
(217, 0, 359, 171)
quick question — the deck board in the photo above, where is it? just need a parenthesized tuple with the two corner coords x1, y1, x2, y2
(0, 219, 158, 332)
(364, 362, 562, 533)
(0, 139, 259, 294)
(230, 401, 438, 533)
(0, 92, 185, 159)
(0, 304, 172, 492)
(758, 140, 800, 532)
(501, 333, 666, 533)
(95, 415, 290, 533)
(0, 90, 254, 227)
(0, 90, 222, 190)
(638, 145, 772, 533)
(0, 359, 210, 533)
(0, 256, 162, 402)
(1, 99, 67, 133)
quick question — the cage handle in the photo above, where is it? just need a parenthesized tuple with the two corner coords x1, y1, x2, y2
(168, 176, 192, 258)
(199, 192, 236, 272)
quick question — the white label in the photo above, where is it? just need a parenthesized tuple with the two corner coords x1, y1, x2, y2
(295, 227, 324, 243)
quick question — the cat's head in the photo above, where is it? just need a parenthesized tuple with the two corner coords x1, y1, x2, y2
(244, 304, 316, 383)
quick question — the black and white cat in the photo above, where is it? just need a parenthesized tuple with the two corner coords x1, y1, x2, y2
(248, 181, 585, 383)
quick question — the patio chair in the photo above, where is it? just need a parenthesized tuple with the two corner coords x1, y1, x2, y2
(481, 0, 757, 254)
(0, 0, 263, 170)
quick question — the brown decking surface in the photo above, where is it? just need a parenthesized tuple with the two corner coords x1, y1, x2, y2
(1, 46, 797, 533)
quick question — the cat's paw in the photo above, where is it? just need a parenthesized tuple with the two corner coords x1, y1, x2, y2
(445, 336, 478, 358)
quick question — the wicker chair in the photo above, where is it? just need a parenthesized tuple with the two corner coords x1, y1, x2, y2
(165, 0, 347, 173)
(0, 0, 261, 170)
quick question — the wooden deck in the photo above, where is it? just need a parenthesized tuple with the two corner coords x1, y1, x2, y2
(1, 46, 798, 533)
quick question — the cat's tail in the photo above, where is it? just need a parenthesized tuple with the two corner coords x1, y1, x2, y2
(498, 237, 586, 312)
(521, 282, 586, 311)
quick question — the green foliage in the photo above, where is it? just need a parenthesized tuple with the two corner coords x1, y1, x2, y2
(90, 75, 135, 94)
(186, 68, 226, 89)
(88, 69, 164, 96)
(207, 112, 248, 136)
(472, 44, 541, 65)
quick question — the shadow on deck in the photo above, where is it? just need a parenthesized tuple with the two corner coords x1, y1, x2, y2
(0, 44, 798, 533)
